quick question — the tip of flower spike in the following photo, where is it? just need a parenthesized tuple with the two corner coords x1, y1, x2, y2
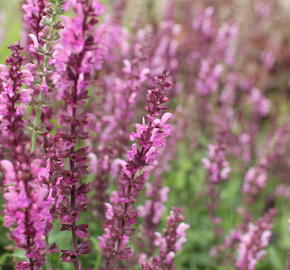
(153, 70, 172, 89)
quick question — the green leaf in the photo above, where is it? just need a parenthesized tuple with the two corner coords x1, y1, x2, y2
(90, 237, 102, 269)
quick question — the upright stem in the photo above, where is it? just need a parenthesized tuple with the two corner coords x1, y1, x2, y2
(25, 209, 34, 270)
(45, 235, 52, 270)
(24, 176, 34, 270)
(71, 184, 80, 270)
(31, 5, 60, 152)
(31, 92, 43, 152)
(70, 149, 80, 269)
(7, 45, 35, 269)
(67, 7, 88, 266)
(69, 75, 81, 270)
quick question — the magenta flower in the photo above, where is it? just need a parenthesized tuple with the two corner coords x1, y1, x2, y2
(0, 43, 52, 269)
(242, 125, 288, 205)
(50, 0, 106, 268)
(202, 140, 231, 183)
(236, 209, 276, 270)
(138, 177, 170, 256)
(99, 71, 172, 269)
(88, 38, 151, 218)
(203, 133, 231, 237)
(141, 207, 189, 270)
(22, 0, 46, 53)
(195, 60, 223, 96)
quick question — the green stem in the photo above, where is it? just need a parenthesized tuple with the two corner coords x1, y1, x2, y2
(31, 92, 43, 152)
(45, 234, 52, 270)
(30, 5, 60, 152)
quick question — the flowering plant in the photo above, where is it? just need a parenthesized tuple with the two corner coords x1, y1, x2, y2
(0, 0, 289, 270)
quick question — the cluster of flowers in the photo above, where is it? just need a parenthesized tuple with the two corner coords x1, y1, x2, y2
(0, 0, 289, 269)
(0, 1, 189, 269)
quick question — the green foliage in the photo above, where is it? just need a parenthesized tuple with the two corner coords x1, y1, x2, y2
(0, 0, 21, 63)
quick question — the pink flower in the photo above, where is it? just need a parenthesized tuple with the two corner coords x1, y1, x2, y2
(236, 209, 276, 270)
(141, 208, 189, 270)
(100, 72, 173, 268)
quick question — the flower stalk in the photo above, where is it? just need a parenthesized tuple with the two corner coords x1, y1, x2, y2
(30, 0, 64, 152)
